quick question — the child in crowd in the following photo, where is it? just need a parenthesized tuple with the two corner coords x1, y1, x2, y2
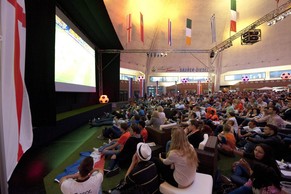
(218, 124, 236, 156)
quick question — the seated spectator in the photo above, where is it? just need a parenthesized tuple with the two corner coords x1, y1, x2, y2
(214, 112, 238, 136)
(105, 125, 143, 177)
(229, 157, 281, 194)
(138, 105, 146, 117)
(231, 144, 280, 186)
(257, 97, 268, 109)
(238, 106, 266, 127)
(244, 124, 284, 159)
(233, 99, 244, 114)
(157, 105, 167, 124)
(110, 143, 160, 194)
(218, 124, 236, 156)
(128, 114, 141, 127)
(175, 101, 185, 110)
(221, 101, 235, 117)
(227, 112, 239, 135)
(206, 109, 219, 121)
(255, 106, 285, 128)
(97, 123, 130, 157)
(185, 120, 204, 148)
(89, 116, 115, 128)
(237, 120, 262, 148)
(97, 115, 127, 139)
(59, 156, 104, 194)
(193, 106, 202, 120)
(281, 101, 291, 123)
(145, 111, 163, 130)
(180, 111, 197, 126)
(198, 120, 214, 136)
(138, 120, 148, 142)
(154, 127, 198, 188)
(238, 120, 260, 137)
(166, 120, 203, 152)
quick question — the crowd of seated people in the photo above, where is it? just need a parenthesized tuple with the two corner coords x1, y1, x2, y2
(78, 90, 291, 194)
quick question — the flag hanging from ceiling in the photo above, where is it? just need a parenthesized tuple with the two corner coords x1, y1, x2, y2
(168, 19, 172, 46)
(140, 12, 144, 44)
(230, 0, 237, 32)
(197, 81, 202, 95)
(1, 0, 33, 180)
(126, 14, 132, 43)
(185, 18, 192, 45)
(128, 78, 133, 99)
(210, 14, 216, 43)
(156, 81, 159, 96)
(275, 0, 280, 7)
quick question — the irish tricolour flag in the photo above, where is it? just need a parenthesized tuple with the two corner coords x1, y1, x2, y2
(185, 18, 192, 45)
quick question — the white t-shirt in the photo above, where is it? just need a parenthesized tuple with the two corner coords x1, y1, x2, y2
(243, 126, 262, 134)
(61, 172, 103, 194)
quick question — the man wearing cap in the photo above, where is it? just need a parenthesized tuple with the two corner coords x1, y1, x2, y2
(110, 143, 160, 194)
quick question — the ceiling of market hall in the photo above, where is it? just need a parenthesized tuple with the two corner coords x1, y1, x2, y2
(103, 0, 291, 74)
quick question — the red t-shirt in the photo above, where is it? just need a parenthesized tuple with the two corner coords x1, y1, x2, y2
(117, 131, 131, 145)
(140, 128, 148, 142)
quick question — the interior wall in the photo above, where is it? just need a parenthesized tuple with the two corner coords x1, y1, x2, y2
(102, 53, 120, 102)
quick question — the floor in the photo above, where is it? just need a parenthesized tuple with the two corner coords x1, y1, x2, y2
(8, 124, 99, 194)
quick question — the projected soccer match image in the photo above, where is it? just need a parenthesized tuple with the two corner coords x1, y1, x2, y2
(55, 14, 96, 92)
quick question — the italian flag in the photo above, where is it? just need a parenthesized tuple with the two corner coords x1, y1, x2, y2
(185, 18, 192, 45)
(230, 0, 237, 32)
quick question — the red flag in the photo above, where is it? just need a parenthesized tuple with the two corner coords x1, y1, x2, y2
(1, 0, 33, 180)
(168, 19, 172, 46)
(126, 14, 132, 43)
(197, 81, 202, 95)
(140, 12, 144, 43)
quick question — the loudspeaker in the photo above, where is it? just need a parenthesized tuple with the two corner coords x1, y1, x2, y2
(210, 50, 215, 58)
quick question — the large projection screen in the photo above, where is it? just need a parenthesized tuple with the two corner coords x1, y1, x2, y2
(55, 8, 96, 92)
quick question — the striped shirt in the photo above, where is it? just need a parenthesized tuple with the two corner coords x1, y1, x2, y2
(126, 161, 160, 194)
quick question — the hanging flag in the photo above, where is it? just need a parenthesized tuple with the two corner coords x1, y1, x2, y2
(168, 19, 172, 46)
(1, 0, 33, 180)
(140, 12, 144, 43)
(275, 0, 280, 7)
(139, 78, 145, 98)
(156, 81, 159, 96)
(230, 0, 237, 32)
(197, 81, 202, 95)
(128, 78, 133, 99)
(126, 14, 132, 43)
(185, 18, 192, 45)
(210, 14, 216, 43)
